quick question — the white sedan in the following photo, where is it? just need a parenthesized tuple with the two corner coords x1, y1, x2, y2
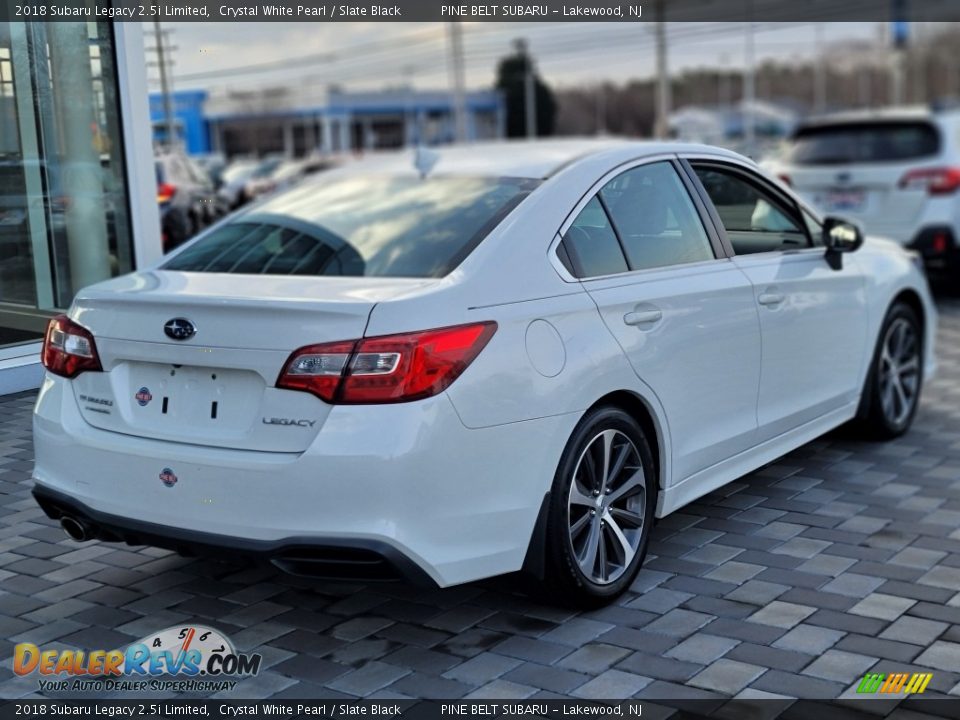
(32, 140, 936, 607)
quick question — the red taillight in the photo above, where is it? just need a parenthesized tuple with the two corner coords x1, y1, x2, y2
(276, 322, 497, 404)
(41, 315, 102, 379)
(933, 231, 949, 254)
(157, 183, 176, 203)
(898, 167, 960, 195)
(777, 173, 792, 187)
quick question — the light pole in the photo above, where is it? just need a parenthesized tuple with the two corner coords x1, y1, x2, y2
(743, 11, 756, 157)
(150, 20, 177, 149)
(447, 22, 468, 143)
(516, 38, 537, 139)
(653, 1, 670, 139)
(814, 24, 827, 113)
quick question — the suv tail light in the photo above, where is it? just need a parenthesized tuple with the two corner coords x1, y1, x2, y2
(898, 167, 960, 195)
(157, 183, 176, 203)
(277, 322, 497, 404)
(41, 315, 102, 379)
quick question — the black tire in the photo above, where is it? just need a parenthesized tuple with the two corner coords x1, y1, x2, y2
(543, 406, 657, 609)
(857, 302, 924, 440)
(162, 211, 189, 252)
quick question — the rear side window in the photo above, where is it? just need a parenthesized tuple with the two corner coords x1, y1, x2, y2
(560, 161, 714, 277)
(164, 175, 539, 278)
(602, 162, 714, 271)
(788, 122, 940, 165)
(562, 197, 628, 277)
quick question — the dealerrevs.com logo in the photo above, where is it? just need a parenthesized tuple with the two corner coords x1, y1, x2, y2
(14, 625, 261, 693)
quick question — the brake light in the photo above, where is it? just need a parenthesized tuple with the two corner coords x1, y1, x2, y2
(898, 167, 960, 195)
(277, 322, 497, 404)
(777, 173, 792, 187)
(41, 315, 102, 379)
(933, 231, 949, 254)
(157, 183, 176, 203)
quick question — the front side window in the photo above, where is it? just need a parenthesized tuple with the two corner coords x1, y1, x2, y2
(693, 166, 808, 255)
(164, 175, 539, 278)
(802, 210, 824, 246)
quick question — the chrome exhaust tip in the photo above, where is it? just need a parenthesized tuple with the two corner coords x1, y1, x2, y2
(60, 516, 91, 542)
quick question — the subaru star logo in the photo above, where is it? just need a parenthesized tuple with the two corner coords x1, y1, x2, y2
(159, 468, 178, 488)
(164, 318, 196, 341)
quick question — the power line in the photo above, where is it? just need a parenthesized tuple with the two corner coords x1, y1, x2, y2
(166, 19, 868, 102)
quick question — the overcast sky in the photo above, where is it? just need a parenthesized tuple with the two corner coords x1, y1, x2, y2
(154, 22, 882, 99)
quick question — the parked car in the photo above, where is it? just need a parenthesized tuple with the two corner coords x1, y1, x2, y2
(765, 106, 960, 282)
(33, 140, 936, 607)
(217, 156, 283, 209)
(155, 151, 225, 252)
(193, 153, 228, 189)
(242, 157, 340, 201)
(215, 159, 259, 210)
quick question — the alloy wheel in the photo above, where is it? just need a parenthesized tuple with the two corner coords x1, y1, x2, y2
(879, 317, 920, 428)
(567, 429, 646, 585)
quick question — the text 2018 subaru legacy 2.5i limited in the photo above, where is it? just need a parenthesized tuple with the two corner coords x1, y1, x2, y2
(32, 140, 936, 607)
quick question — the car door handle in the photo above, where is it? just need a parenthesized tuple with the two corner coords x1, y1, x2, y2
(623, 309, 663, 326)
(758, 293, 785, 307)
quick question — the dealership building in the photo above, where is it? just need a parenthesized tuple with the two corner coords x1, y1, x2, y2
(0, 21, 160, 394)
(149, 86, 506, 157)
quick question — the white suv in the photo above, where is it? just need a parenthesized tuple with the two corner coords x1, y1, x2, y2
(768, 107, 960, 282)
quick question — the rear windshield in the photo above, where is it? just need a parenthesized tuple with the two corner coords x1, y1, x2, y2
(163, 175, 540, 278)
(787, 121, 940, 165)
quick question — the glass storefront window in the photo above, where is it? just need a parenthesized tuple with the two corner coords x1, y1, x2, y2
(0, 21, 134, 350)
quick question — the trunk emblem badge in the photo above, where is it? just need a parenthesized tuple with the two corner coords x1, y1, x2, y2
(135, 387, 152, 407)
(164, 318, 196, 341)
(159, 468, 178, 488)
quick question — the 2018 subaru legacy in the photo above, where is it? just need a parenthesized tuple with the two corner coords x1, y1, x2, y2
(32, 140, 936, 606)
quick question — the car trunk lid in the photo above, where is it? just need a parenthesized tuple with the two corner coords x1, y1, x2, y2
(789, 162, 932, 243)
(69, 270, 436, 452)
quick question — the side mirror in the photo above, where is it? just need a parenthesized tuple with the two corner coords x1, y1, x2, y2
(822, 216, 864, 269)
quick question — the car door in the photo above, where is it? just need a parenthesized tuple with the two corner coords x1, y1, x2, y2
(685, 158, 869, 441)
(558, 158, 763, 484)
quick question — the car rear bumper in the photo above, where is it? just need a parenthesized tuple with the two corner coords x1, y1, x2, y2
(32, 373, 574, 587)
(33, 484, 436, 584)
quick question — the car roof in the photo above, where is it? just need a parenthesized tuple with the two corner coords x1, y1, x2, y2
(323, 138, 750, 180)
(796, 106, 946, 128)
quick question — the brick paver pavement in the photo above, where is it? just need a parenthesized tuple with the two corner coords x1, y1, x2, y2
(0, 298, 958, 706)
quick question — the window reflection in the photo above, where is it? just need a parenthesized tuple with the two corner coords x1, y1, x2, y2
(0, 21, 133, 349)
(166, 176, 539, 278)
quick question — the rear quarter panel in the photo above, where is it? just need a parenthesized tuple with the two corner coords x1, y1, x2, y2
(365, 154, 678, 489)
